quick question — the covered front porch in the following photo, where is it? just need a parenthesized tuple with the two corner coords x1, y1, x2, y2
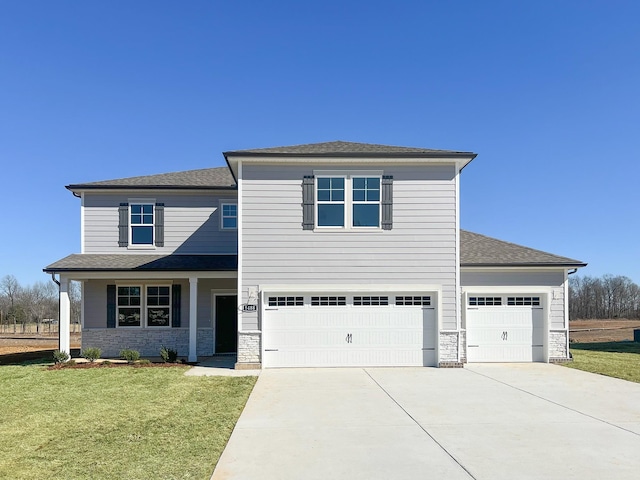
(44, 254, 238, 362)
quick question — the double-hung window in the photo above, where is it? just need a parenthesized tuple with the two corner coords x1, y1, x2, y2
(352, 177, 380, 227)
(146, 286, 171, 327)
(130, 203, 154, 245)
(317, 177, 345, 227)
(117, 286, 142, 327)
(221, 203, 237, 230)
(316, 175, 381, 228)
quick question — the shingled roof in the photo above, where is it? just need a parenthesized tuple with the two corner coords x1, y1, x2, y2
(460, 230, 586, 267)
(44, 254, 238, 272)
(224, 140, 476, 158)
(67, 166, 236, 191)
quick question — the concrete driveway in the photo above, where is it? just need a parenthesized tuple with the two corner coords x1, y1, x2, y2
(212, 364, 640, 479)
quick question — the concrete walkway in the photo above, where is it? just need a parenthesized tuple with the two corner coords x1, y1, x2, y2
(212, 364, 640, 480)
(184, 356, 261, 377)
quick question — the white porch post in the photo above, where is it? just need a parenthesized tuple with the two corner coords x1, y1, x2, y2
(188, 276, 198, 362)
(59, 277, 71, 356)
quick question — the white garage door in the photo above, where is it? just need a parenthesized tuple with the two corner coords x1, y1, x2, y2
(466, 296, 544, 362)
(262, 294, 437, 368)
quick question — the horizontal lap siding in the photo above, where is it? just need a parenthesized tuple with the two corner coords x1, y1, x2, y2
(241, 163, 458, 330)
(83, 193, 237, 254)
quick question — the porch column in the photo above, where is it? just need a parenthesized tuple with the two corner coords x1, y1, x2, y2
(59, 277, 71, 356)
(188, 277, 198, 362)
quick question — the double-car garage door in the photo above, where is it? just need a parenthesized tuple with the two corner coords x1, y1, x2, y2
(466, 295, 545, 362)
(262, 293, 436, 368)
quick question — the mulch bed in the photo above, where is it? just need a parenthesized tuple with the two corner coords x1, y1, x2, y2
(47, 361, 188, 370)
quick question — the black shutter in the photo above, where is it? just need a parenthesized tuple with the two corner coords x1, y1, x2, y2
(118, 203, 129, 247)
(302, 175, 315, 230)
(155, 203, 164, 247)
(381, 176, 393, 230)
(172, 284, 181, 327)
(107, 284, 116, 328)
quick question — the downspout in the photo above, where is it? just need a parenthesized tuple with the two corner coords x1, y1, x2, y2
(51, 272, 60, 287)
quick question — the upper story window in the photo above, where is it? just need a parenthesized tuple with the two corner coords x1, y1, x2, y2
(315, 176, 381, 229)
(352, 177, 380, 227)
(317, 177, 345, 227)
(221, 203, 238, 230)
(130, 203, 154, 245)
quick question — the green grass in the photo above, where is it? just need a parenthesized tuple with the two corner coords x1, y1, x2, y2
(566, 341, 640, 383)
(0, 362, 256, 480)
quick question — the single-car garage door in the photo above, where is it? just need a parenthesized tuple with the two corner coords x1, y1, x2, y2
(262, 293, 437, 368)
(466, 295, 545, 362)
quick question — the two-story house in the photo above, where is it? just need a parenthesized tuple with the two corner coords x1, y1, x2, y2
(44, 141, 586, 368)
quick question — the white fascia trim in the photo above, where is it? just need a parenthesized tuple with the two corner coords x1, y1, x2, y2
(60, 271, 237, 281)
(232, 157, 474, 168)
(460, 266, 569, 273)
(80, 192, 85, 254)
(260, 284, 443, 293)
(236, 160, 243, 332)
(461, 286, 555, 294)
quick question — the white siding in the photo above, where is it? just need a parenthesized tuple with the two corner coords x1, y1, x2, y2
(83, 192, 237, 254)
(241, 163, 458, 331)
(461, 270, 567, 329)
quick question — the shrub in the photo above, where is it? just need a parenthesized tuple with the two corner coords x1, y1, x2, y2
(160, 345, 178, 363)
(81, 347, 102, 363)
(52, 350, 70, 364)
(120, 349, 141, 363)
(138, 359, 151, 365)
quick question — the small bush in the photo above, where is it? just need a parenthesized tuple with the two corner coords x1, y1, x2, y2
(81, 347, 102, 363)
(138, 359, 151, 365)
(52, 350, 70, 364)
(120, 349, 141, 363)
(160, 345, 178, 363)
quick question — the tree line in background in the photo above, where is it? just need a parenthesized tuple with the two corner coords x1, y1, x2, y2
(569, 274, 640, 320)
(0, 274, 81, 333)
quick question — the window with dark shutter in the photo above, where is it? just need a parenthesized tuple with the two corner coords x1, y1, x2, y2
(381, 176, 393, 230)
(302, 175, 315, 230)
(107, 284, 116, 328)
(155, 203, 164, 247)
(171, 284, 181, 327)
(118, 204, 129, 247)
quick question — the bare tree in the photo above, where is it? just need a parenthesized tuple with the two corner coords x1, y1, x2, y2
(1, 275, 21, 332)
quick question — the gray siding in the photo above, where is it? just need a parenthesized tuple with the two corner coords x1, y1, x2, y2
(461, 270, 567, 329)
(83, 192, 237, 254)
(241, 163, 458, 330)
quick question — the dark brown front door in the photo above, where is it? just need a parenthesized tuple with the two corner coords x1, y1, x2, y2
(215, 295, 238, 353)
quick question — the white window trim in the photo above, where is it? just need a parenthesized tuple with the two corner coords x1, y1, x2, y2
(116, 283, 173, 328)
(220, 202, 238, 231)
(313, 171, 383, 231)
(128, 198, 156, 250)
(145, 284, 172, 328)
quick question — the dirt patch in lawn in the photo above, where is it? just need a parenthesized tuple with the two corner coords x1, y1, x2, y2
(570, 319, 640, 343)
(0, 333, 82, 365)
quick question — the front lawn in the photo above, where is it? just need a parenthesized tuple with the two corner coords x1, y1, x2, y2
(0, 362, 256, 480)
(566, 341, 640, 383)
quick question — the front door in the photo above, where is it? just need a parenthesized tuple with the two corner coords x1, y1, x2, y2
(215, 295, 238, 353)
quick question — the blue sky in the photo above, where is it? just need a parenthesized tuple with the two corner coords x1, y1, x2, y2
(1, 1, 639, 286)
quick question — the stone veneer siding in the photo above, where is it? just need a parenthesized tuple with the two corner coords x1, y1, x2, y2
(82, 328, 214, 358)
(549, 330, 569, 359)
(237, 331, 261, 364)
(438, 331, 462, 366)
(459, 330, 467, 363)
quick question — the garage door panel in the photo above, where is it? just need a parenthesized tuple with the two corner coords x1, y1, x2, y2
(263, 295, 436, 368)
(466, 299, 545, 363)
